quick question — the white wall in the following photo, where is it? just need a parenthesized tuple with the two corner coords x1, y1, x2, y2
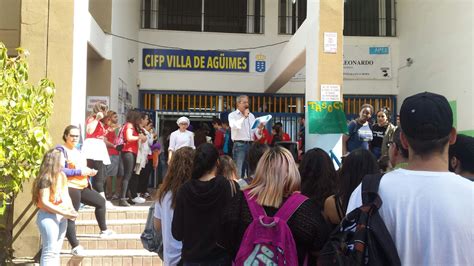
(110, 0, 140, 110)
(397, 0, 473, 133)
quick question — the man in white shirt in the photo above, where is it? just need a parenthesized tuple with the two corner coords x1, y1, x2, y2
(347, 92, 473, 265)
(228, 95, 256, 178)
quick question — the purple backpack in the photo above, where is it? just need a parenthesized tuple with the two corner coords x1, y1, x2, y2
(234, 190, 308, 266)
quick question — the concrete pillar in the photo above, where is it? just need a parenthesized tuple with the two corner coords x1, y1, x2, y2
(12, 0, 88, 258)
(305, 0, 344, 159)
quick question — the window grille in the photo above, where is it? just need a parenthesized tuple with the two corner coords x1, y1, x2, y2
(141, 0, 264, 34)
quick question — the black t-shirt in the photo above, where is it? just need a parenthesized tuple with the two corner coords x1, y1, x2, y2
(371, 124, 388, 148)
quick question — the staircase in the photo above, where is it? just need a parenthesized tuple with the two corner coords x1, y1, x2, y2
(60, 202, 162, 265)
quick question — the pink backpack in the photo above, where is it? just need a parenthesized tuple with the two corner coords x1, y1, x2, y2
(234, 190, 308, 266)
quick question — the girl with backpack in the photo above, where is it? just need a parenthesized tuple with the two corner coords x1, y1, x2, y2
(221, 146, 330, 265)
(171, 143, 237, 265)
(154, 147, 194, 266)
(323, 148, 380, 226)
(32, 149, 78, 265)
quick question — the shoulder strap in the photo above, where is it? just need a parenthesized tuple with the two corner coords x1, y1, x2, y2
(274, 192, 308, 222)
(54, 145, 68, 167)
(243, 189, 266, 220)
(334, 195, 345, 220)
(361, 173, 384, 209)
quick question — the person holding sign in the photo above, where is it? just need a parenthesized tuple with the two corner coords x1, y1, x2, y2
(229, 95, 256, 178)
(342, 104, 374, 155)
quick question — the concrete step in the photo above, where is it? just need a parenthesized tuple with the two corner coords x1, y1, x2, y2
(62, 234, 143, 250)
(78, 204, 151, 221)
(60, 249, 162, 266)
(75, 219, 146, 235)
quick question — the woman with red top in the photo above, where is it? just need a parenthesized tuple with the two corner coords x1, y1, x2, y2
(81, 102, 111, 201)
(212, 118, 226, 154)
(119, 110, 147, 207)
(274, 122, 291, 141)
(253, 123, 270, 144)
(33, 149, 78, 264)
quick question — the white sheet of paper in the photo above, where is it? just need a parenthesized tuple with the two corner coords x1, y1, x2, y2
(324, 32, 338, 53)
(321, 84, 341, 101)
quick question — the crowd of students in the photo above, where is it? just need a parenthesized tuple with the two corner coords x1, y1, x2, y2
(31, 92, 473, 265)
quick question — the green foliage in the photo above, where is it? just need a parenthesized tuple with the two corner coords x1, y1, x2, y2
(0, 43, 55, 214)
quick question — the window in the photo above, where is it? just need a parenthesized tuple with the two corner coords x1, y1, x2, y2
(278, 0, 396, 36)
(279, 0, 306, 34)
(344, 0, 396, 37)
(141, 0, 265, 34)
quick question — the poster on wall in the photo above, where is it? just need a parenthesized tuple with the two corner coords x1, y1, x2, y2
(86, 96, 110, 113)
(308, 101, 348, 134)
(343, 45, 391, 80)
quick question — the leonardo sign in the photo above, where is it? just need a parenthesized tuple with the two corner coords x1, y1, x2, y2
(343, 45, 391, 80)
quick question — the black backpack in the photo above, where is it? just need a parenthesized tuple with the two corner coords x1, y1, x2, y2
(317, 174, 401, 266)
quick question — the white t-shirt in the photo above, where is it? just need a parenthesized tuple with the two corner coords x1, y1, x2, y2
(168, 130, 195, 151)
(154, 192, 182, 266)
(61, 145, 87, 168)
(347, 169, 474, 265)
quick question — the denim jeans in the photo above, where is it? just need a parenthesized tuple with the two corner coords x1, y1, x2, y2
(232, 142, 250, 179)
(371, 146, 382, 159)
(37, 209, 67, 265)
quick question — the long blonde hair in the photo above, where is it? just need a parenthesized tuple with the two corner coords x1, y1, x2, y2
(247, 146, 301, 208)
(32, 149, 63, 205)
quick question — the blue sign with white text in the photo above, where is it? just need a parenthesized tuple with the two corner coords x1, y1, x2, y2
(142, 49, 249, 72)
(369, 47, 389, 54)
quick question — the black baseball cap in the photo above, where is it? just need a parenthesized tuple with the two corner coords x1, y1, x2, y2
(400, 92, 453, 140)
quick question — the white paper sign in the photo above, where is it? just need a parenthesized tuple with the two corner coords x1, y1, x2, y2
(86, 96, 110, 112)
(321, 84, 341, 101)
(343, 45, 392, 80)
(324, 32, 338, 53)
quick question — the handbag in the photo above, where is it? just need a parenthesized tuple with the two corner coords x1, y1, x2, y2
(141, 204, 164, 259)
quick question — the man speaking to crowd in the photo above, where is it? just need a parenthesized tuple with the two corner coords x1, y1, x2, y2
(228, 95, 255, 178)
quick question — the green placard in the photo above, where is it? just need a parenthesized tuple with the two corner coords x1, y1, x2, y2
(308, 101, 348, 134)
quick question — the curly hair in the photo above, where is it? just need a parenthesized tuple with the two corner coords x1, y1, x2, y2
(155, 147, 194, 209)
